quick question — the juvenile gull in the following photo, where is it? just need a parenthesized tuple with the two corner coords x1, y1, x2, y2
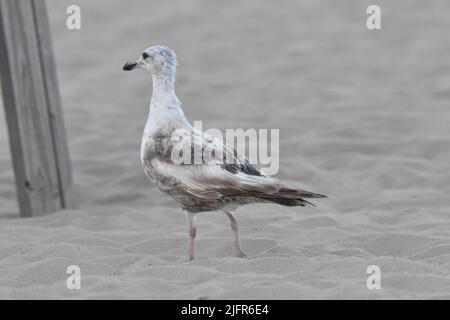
(123, 45, 326, 260)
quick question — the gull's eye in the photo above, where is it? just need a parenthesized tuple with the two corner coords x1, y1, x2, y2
(142, 52, 150, 59)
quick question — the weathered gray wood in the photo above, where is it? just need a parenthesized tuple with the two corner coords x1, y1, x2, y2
(0, 0, 74, 217)
(31, 0, 74, 208)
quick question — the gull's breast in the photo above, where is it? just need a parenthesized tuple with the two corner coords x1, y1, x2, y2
(140, 132, 176, 181)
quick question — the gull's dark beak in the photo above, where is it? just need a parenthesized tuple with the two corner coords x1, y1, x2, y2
(123, 60, 138, 71)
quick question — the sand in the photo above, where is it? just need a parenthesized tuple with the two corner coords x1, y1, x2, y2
(0, 0, 450, 299)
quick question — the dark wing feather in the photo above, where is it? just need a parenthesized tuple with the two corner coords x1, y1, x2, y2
(221, 159, 262, 177)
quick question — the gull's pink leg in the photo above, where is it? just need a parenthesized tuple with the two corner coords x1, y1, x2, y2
(185, 211, 196, 261)
(224, 210, 246, 258)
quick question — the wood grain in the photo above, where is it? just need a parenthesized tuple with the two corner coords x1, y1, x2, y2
(0, 0, 74, 216)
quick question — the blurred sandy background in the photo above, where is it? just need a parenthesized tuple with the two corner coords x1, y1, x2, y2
(0, 0, 450, 299)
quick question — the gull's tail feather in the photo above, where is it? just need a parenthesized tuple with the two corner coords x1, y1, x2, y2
(259, 196, 314, 207)
(277, 187, 327, 199)
(256, 185, 327, 207)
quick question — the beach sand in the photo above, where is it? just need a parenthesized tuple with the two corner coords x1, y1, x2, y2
(0, 0, 450, 299)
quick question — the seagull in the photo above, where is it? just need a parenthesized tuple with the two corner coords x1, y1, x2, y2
(123, 45, 326, 260)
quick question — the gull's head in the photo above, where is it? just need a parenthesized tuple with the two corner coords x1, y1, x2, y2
(123, 45, 177, 78)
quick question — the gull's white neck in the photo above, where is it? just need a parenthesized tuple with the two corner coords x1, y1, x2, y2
(144, 73, 190, 135)
(151, 74, 177, 106)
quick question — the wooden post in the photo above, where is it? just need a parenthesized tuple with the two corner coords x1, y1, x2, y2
(0, 0, 74, 217)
